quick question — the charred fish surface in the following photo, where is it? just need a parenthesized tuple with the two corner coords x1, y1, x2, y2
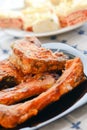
(0, 58, 85, 128)
(10, 37, 67, 74)
(0, 60, 23, 89)
(0, 73, 58, 105)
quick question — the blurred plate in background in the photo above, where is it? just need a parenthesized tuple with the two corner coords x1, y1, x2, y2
(4, 22, 85, 37)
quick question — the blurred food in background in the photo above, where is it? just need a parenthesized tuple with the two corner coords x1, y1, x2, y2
(0, 11, 23, 29)
(0, 0, 86, 33)
(22, 7, 60, 32)
(55, 0, 87, 27)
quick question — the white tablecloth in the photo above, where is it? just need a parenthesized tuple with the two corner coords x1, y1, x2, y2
(0, 23, 87, 130)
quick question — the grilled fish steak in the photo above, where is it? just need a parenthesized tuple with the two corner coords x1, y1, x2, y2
(0, 73, 58, 105)
(0, 58, 85, 128)
(0, 60, 23, 89)
(10, 37, 67, 74)
(0, 37, 42, 89)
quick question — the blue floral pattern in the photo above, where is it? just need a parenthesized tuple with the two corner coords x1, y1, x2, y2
(71, 121, 81, 129)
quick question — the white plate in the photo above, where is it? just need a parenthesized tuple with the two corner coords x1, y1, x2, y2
(4, 22, 85, 37)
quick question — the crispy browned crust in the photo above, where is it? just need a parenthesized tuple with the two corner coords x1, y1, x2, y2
(11, 37, 41, 49)
(0, 73, 58, 105)
(0, 60, 24, 89)
(10, 37, 67, 74)
(0, 58, 85, 128)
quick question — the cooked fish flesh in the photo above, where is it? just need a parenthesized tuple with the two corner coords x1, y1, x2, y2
(0, 11, 23, 29)
(10, 37, 67, 74)
(0, 73, 58, 105)
(0, 60, 23, 90)
(0, 58, 85, 128)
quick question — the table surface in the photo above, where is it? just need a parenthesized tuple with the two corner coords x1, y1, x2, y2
(0, 23, 87, 130)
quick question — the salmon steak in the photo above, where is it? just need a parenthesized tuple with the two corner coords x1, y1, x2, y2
(10, 37, 68, 74)
(0, 58, 85, 128)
